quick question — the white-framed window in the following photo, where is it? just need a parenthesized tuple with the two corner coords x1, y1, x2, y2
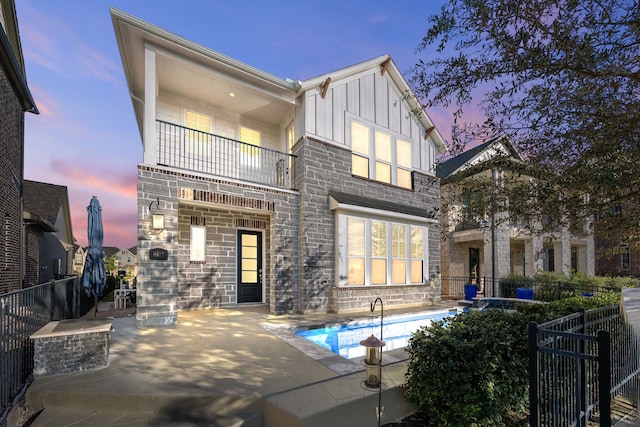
(239, 126, 261, 168)
(350, 120, 413, 189)
(351, 122, 370, 179)
(347, 217, 365, 285)
(185, 111, 212, 156)
(340, 214, 426, 286)
(190, 225, 206, 263)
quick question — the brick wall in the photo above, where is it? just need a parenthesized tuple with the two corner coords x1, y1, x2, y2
(0, 65, 25, 293)
(24, 225, 41, 286)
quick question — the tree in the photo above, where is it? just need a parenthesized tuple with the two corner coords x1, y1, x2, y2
(412, 0, 640, 246)
(104, 256, 118, 276)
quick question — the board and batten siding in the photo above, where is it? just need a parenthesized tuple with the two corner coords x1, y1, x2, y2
(304, 69, 437, 175)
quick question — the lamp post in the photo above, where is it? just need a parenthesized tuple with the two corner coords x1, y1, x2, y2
(359, 297, 384, 427)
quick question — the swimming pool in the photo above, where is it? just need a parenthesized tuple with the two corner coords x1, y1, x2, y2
(295, 308, 460, 359)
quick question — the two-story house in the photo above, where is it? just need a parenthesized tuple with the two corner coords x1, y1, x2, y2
(116, 246, 137, 278)
(0, 0, 38, 293)
(22, 180, 75, 285)
(437, 135, 595, 294)
(111, 8, 446, 327)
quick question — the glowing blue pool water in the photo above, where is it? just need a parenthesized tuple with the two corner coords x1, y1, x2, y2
(295, 308, 460, 359)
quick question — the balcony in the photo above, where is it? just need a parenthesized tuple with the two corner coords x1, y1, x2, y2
(156, 120, 296, 190)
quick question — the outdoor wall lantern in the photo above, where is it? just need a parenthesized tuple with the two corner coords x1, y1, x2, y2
(149, 198, 164, 231)
(360, 334, 385, 388)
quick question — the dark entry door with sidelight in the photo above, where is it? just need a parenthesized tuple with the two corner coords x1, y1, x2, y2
(237, 230, 262, 303)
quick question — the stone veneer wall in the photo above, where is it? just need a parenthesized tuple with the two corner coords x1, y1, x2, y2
(175, 205, 272, 310)
(136, 166, 300, 327)
(32, 327, 111, 377)
(333, 284, 440, 313)
(294, 137, 442, 313)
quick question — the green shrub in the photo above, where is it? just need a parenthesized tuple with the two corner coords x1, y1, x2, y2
(404, 294, 621, 425)
(405, 310, 530, 426)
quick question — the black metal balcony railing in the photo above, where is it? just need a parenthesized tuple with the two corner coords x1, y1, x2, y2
(156, 120, 296, 189)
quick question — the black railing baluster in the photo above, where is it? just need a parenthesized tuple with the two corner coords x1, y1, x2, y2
(156, 120, 296, 189)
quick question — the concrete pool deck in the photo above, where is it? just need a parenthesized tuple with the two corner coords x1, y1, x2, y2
(16, 302, 455, 427)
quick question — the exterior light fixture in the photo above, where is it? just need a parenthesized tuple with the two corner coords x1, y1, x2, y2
(229, 92, 236, 97)
(152, 213, 164, 230)
(149, 198, 164, 231)
(360, 334, 385, 388)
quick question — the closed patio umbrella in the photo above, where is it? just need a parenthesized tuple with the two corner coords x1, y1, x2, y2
(81, 196, 106, 317)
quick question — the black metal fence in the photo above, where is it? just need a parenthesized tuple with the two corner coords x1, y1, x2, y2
(0, 277, 100, 418)
(441, 276, 618, 301)
(156, 120, 297, 190)
(440, 276, 501, 298)
(528, 305, 640, 426)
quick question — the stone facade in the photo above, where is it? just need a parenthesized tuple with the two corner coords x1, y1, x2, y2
(31, 320, 112, 377)
(136, 166, 300, 327)
(135, 135, 443, 325)
(295, 137, 441, 313)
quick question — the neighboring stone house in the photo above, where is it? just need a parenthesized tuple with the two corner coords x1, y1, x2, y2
(0, 0, 38, 293)
(22, 180, 75, 286)
(111, 8, 446, 327)
(437, 135, 595, 290)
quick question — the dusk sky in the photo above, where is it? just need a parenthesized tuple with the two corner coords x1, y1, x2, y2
(16, 0, 457, 249)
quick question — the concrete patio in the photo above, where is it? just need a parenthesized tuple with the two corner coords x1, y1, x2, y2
(13, 304, 454, 426)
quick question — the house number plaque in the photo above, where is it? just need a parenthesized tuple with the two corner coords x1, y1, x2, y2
(149, 248, 168, 261)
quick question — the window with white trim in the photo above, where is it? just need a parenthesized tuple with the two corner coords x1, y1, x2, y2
(341, 214, 426, 286)
(239, 126, 261, 168)
(185, 111, 211, 156)
(350, 121, 413, 189)
(190, 225, 206, 262)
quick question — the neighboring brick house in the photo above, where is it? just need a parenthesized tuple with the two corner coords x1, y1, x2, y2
(594, 230, 639, 278)
(111, 8, 446, 326)
(0, 0, 38, 293)
(22, 180, 75, 286)
(437, 135, 595, 291)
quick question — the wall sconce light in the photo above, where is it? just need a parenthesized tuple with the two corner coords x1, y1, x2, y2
(149, 198, 164, 231)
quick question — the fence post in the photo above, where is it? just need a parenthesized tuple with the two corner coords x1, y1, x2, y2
(49, 279, 55, 321)
(579, 309, 586, 423)
(529, 321, 539, 427)
(598, 330, 612, 427)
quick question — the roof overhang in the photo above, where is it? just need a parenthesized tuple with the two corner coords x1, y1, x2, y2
(110, 7, 298, 137)
(23, 211, 57, 232)
(0, 0, 38, 114)
(329, 191, 438, 224)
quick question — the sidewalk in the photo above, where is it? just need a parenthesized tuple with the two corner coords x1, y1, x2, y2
(14, 304, 437, 426)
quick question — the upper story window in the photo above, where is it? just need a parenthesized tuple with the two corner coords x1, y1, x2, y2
(239, 126, 261, 168)
(350, 121, 412, 189)
(185, 111, 212, 155)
